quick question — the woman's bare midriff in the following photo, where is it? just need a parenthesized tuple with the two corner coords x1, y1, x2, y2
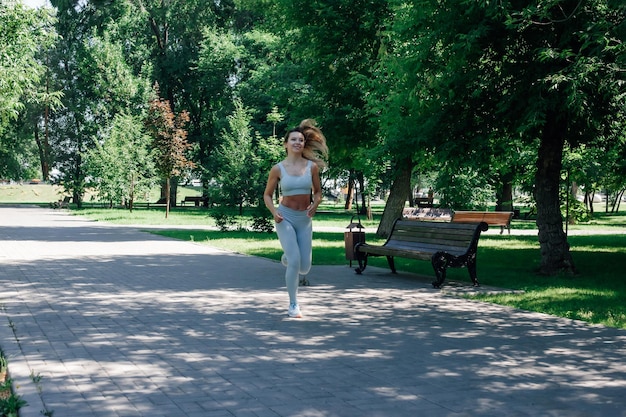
(281, 195, 311, 211)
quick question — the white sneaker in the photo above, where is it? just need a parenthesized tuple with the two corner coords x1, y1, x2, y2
(281, 254, 288, 266)
(288, 303, 302, 318)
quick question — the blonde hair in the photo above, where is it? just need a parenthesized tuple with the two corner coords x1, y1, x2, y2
(285, 119, 328, 169)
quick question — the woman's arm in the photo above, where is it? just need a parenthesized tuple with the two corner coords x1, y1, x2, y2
(263, 165, 283, 222)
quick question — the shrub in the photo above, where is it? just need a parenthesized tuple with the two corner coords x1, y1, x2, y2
(251, 215, 274, 233)
(211, 211, 237, 232)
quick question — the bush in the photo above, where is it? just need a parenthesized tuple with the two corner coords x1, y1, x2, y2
(211, 211, 237, 232)
(251, 215, 274, 233)
(562, 196, 590, 224)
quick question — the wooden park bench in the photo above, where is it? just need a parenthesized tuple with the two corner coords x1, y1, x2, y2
(402, 207, 452, 222)
(354, 219, 488, 288)
(451, 211, 514, 234)
(181, 196, 205, 207)
(414, 196, 434, 208)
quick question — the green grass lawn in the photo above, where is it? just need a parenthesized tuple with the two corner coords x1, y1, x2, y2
(0, 183, 204, 207)
(3, 184, 625, 329)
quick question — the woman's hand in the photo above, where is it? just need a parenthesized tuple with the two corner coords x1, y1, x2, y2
(306, 203, 318, 218)
(273, 211, 284, 223)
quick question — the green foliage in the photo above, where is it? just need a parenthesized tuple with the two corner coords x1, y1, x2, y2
(567, 140, 626, 214)
(211, 210, 238, 232)
(251, 214, 274, 233)
(0, 2, 59, 180)
(144, 85, 193, 216)
(0, 124, 40, 180)
(256, 132, 284, 181)
(133, 0, 240, 184)
(268, 0, 389, 191)
(145, 89, 193, 180)
(0, 349, 27, 417)
(0, 384, 27, 417)
(214, 99, 265, 211)
(85, 113, 156, 207)
(197, 29, 241, 97)
(78, 32, 151, 118)
(49, 24, 151, 205)
(371, 0, 626, 273)
(562, 197, 590, 224)
(0, 2, 56, 129)
(435, 166, 494, 210)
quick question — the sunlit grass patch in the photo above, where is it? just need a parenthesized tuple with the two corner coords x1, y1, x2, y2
(473, 287, 625, 328)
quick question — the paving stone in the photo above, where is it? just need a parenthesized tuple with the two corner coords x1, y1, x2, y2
(0, 206, 625, 417)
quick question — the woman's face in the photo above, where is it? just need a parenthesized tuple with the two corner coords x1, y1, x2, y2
(285, 132, 305, 153)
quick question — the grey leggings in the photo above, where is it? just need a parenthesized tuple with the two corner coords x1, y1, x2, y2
(275, 204, 312, 304)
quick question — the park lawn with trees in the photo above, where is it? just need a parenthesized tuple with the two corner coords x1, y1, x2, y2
(66, 205, 626, 330)
(0, 183, 624, 328)
(1, 1, 625, 302)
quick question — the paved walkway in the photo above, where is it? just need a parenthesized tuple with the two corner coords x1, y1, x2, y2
(0, 206, 625, 417)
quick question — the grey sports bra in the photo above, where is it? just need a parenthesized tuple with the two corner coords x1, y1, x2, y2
(278, 160, 313, 196)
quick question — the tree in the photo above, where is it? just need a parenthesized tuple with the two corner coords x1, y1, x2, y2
(377, 157, 413, 236)
(0, 2, 59, 180)
(195, 27, 243, 182)
(0, 2, 45, 128)
(85, 113, 156, 210)
(43, 0, 234, 203)
(215, 99, 264, 213)
(372, 0, 626, 275)
(129, 0, 240, 187)
(268, 0, 390, 214)
(145, 88, 193, 218)
(45, 0, 152, 205)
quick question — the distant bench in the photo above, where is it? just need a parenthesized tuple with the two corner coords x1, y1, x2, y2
(132, 202, 166, 208)
(402, 207, 452, 222)
(181, 196, 206, 207)
(403, 208, 513, 234)
(452, 211, 514, 235)
(354, 219, 488, 288)
(414, 196, 434, 208)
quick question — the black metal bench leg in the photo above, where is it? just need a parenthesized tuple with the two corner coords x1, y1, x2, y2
(431, 252, 449, 288)
(355, 253, 368, 274)
(386, 256, 397, 273)
(467, 259, 480, 287)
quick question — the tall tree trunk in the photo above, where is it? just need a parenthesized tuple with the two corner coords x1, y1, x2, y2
(160, 178, 178, 208)
(376, 158, 412, 238)
(344, 169, 354, 210)
(34, 128, 50, 181)
(129, 172, 135, 212)
(170, 177, 178, 209)
(356, 171, 367, 215)
(496, 173, 514, 212)
(73, 135, 83, 209)
(534, 112, 576, 275)
(165, 176, 170, 218)
(42, 67, 51, 180)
